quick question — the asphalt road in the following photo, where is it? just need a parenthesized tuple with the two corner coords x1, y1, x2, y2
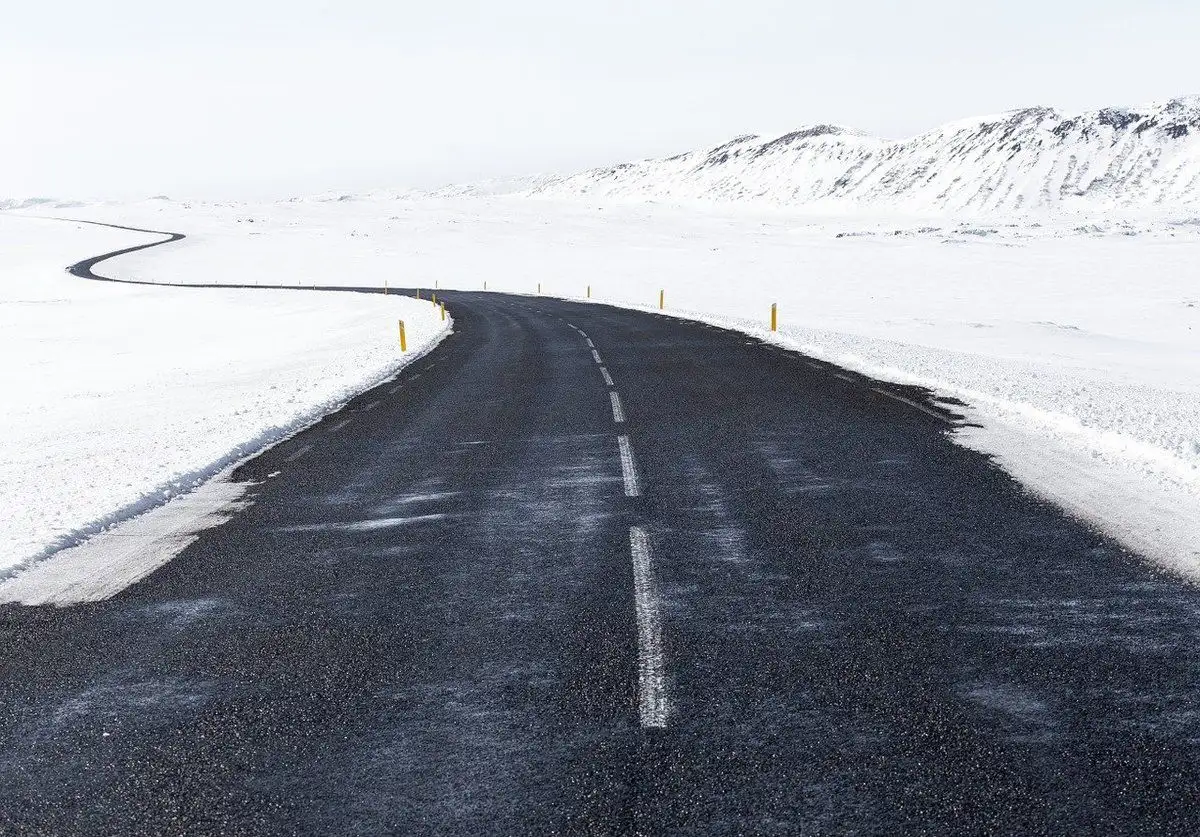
(2, 229, 1200, 834)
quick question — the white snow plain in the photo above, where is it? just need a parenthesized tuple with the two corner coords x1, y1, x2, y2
(0, 213, 448, 577)
(10, 194, 1200, 584)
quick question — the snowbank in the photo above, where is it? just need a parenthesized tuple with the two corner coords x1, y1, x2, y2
(26, 196, 1200, 580)
(0, 214, 447, 575)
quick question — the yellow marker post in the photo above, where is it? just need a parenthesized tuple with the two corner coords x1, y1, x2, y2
(384, 280, 388, 295)
(659, 289, 665, 310)
(398, 320, 407, 351)
(771, 302, 778, 332)
(440, 302, 446, 322)
(432, 293, 438, 306)
(416, 288, 421, 300)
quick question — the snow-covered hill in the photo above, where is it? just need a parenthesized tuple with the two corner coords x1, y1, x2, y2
(0, 197, 88, 211)
(531, 96, 1200, 213)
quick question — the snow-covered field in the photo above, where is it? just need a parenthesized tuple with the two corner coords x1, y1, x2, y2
(8, 190, 1200, 583)
(0, 213, 447, 576)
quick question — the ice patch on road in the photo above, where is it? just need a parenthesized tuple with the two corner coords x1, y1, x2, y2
(383, 491, 460, 506)
(49, 677, 214, 726)
(960, 681, 1058, 741)
(282, 513, 450, 533)
(686, 462, 748, 565)
(139, 597, 229, 630)
(868, 542, 907, 564)
(759, 440, 834, 496)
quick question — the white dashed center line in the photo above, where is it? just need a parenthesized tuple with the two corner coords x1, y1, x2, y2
(629, 526, 667, 728)
(329, 419, 352, 433)
(617, 435, 641, 497)
(286, 444, 313, 463)
(363, 401, 379, 412)
(581, 331, 665, 728)
(609, 392, 626, 423)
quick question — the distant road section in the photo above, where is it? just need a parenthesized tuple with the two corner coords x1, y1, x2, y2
(61, 218, 185, 282)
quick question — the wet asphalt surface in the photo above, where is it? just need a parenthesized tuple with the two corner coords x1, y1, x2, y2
(2, 229, 1200, 834)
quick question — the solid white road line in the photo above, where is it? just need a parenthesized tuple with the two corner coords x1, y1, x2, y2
(617, 435, 641, 497)
(329, 419, 352, 433)
(870, 387, 953, 424)
(833, 373, 854, 383)
(591, 349, 603, 364)
(392, 373, 422, 393)
(600, 366, 615, 387)
(610, 392, 626, 423)
(629, 526, 668, 728)
(286, 444, 313, 463)
(586, 338, 595, 348)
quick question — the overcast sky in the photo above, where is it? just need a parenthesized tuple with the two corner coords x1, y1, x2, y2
(3, 0, 1196, 199)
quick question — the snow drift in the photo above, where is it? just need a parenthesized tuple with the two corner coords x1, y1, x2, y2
(531, 96, 1200, 213)
(0, 215, 448, 576)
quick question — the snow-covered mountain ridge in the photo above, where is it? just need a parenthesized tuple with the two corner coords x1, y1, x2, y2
(531, 96, 1200, 213)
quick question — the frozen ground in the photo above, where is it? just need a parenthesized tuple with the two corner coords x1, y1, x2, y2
(14, 195, 1200, 580)
(0, 213, 447, 575)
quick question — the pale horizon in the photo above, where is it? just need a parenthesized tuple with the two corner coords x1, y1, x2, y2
(4, 0, 1197, 200)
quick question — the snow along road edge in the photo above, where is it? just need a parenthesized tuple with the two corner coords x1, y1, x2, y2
(0, 219, 452, 601)
(542, 291, 1200, 584)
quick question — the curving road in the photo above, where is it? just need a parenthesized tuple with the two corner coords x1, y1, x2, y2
(1, 228, 1199, 834)
(61, 219, 186, 284)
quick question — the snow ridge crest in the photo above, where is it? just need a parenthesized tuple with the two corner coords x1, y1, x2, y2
(532, 96, 1200, 213)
